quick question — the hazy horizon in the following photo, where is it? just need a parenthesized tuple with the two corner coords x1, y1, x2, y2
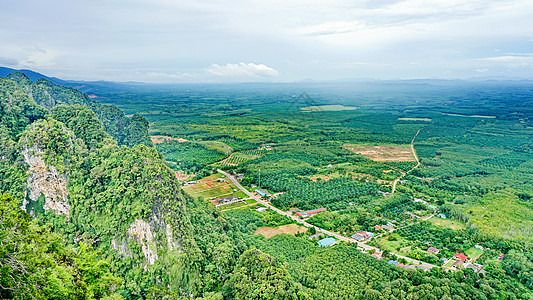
(2, 0, 533, 83)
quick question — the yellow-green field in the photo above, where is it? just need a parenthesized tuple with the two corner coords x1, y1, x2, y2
(465, 247, 484, 262)
(182, 173, 245, 200)
(345, 145, 415, 162)
(254, 224, 308, 238)
(428, 216, 466, 230)
(398, 117, 432, 121)
(301, 105, 358, 112)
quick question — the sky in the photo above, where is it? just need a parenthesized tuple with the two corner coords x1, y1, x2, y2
(1, 0, 533, 83)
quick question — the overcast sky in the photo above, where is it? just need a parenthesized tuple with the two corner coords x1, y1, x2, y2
(1, 0, 532, 82)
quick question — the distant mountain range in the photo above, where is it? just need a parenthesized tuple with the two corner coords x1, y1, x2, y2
(0, 66, 67, 84)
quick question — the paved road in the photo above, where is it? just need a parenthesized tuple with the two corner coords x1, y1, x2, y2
(391, 128, 422, 193)
(218, 169, 438, 269)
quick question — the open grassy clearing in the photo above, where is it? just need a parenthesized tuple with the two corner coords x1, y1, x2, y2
(182, 173, 244, 199)
(215, 150, 264, 166)
(376, 235, 413, 253)
(151, 135, 188, 144)
(300, 104, 358, 112)
(398, 117, 432, 121)
(442, 113, 496, 118)
(198, 140, 233, 155)
(254, 224, 308, 238)
(219, 199, 258, 211)
(344, 145, 415, 162)
(465, 247, 484, 261)
(428, 216, 466, 230)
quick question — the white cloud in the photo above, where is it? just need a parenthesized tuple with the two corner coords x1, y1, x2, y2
(479, 54, 533, 62)
(205, 63, 279, 78)
(19, 47, 58, 68)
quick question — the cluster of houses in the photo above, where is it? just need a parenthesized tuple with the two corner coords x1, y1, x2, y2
(387, 260, 430, 271)
(373, 221, 398, 232)
(351, 231, 375, 241)
(231, 170, 244, 181)
(212, 195, 240, 205)
(294, 208, 326, 218)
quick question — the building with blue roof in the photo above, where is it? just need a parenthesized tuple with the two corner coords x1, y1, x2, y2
(317, 237, 337, 247)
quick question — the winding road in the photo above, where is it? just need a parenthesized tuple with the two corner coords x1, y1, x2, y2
(218, 169, 438, 269)
(391, 128, 422, 193)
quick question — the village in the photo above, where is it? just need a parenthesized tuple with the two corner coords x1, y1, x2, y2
(180, 169, 492, 275)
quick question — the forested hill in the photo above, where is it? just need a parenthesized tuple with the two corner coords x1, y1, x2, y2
(6, 72, 152, 147)
(0, 73, 261, 299)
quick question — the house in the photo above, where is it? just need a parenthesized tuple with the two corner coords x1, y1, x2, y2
(381, 225, 392, 230)
(309, 233, 325, 240)
(216, 195, 239, 204)
(371, 254, 382, 260)
(378, 190, 390, 196)
(255, 189, 271, 197)
(464, 263, 483, 272)
(372, 225, 381, 230)
(397, 263, 406, 268)
(413, 198, 427, 204)
(351, 233, 365, 241)
(387, 260, 398, 266)
(404, 265, 416, 270)
(474, 245, 484, 250)
(216, 178, 225, 182)
(452, 260, 464, 268)
(427, 247, 440, 254)
(428, 205, 438, 211)
(438, 213, 447, 219)
(416, 265, 429, 271)
(497, 254, 505, 260)
(317, 237, 337, 247)
(296, 208, 326, 218)
(289, 208, 300, 213)
(250, 184, 257, 188)
(454, 253, 468, 261)
(256, 207, 267, 213)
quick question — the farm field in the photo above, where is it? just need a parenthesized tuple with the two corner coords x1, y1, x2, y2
(254, 224, 308, 238)
(428, 216, 466, 230)
(300, 104, 358, 112)
(182, 173, 244, 200)
(344, 145, 415, 162)
(81, 79, 533, 297)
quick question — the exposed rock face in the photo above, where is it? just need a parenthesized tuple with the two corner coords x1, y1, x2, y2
(21, 146, 70, 218)
(127, 219, 158, 268)
(166, 223, 177, 252)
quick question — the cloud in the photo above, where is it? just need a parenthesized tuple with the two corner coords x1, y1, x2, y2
(479, 53, 533, 62)
(205, 63, 279, 78)
(19, 47, 57, 68)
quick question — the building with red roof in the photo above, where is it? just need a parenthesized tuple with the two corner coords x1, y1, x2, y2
(454, 253, 468, 261)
